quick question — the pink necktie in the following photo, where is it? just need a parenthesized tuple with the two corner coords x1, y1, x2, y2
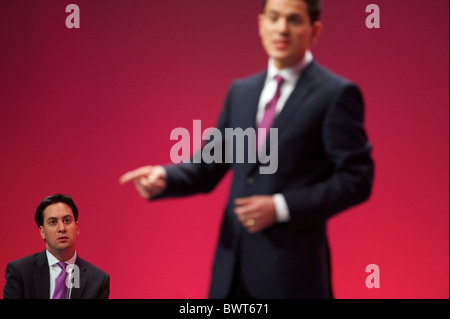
(257, 74, 285, 151)
(53, 262, 68, 299)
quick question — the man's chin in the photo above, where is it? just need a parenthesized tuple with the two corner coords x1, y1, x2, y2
(49, 241, 73, 250)
(271, 55, 300, 69)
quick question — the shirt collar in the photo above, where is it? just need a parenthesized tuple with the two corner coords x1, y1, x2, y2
(46, 250, 77, 267)
(267, 50, 313, 83)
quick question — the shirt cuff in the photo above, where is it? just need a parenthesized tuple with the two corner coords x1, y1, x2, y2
(273, 193, 291, 222)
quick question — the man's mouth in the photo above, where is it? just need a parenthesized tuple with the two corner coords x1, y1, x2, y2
(273, 40, 290, 50)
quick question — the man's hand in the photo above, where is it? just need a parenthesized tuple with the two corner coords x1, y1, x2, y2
(119, 165, 167, 199)
(234, 196, 277, 233)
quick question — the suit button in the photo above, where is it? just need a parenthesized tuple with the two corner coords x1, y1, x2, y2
(246, 177, 255, 185)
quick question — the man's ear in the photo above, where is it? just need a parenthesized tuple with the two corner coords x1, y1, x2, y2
(311, 21, 323, 44)
(258, 13, 265, 38)
(39, 226, 45, 240)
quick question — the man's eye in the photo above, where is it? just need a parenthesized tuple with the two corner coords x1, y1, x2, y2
(288, 17, 303, 25)
(268, 15, 278, 22)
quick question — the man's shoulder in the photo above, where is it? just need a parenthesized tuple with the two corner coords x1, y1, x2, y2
(308, 61, 358, 89)
(7, 251, 45, 269)
(231, 70, 267, 88)
(76, 256, 109, 277)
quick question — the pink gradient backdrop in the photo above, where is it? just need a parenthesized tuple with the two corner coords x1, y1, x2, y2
(0, 0, 448, 299)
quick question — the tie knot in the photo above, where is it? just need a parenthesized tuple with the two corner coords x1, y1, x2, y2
(57, 262, 67, 271)
(274, 74, 284, 86)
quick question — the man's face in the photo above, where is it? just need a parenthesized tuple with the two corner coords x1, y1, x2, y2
(39, 203, 79, 256)
(258, 0, 322, 69)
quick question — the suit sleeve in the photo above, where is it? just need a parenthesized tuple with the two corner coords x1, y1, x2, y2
(3, 262, 24, 299)
(155, 83, 235, 198)
(97, 273, 110, 299)
(283, 84, 374, 228)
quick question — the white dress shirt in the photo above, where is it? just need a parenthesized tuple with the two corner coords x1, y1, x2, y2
(257, 51, 314, 222)
(46, 250, 77, 299)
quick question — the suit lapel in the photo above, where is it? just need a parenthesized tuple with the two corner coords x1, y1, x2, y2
(248, 61, 319, 174)
(33, 250, 50, 299)
(231, 72, 266, 176)
(241, 71, 267, 132)
(271, 61, 318, 140)
(70, 256, 88, 299)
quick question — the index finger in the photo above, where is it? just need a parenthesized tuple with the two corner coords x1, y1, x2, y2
(234, 197, 252, 206)
(119, 166, 152, 185)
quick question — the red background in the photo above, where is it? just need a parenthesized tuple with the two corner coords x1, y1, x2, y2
(0, 0, 448, 299)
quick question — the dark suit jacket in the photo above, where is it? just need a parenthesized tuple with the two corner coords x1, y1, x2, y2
(158, 60, 374, 298)
(3, 250, 110, 299)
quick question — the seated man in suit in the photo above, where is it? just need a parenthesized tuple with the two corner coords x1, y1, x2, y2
(3, 194, 110, 299)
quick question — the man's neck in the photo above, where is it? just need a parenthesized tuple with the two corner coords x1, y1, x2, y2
(46, 247, 76, 262)
(268, 50, 313, 77)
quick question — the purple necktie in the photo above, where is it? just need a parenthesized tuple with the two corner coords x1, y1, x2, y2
(257, 74, 284, 151)
(53, 262, 68, 299)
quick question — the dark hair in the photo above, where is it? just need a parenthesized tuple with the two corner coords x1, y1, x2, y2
(35, 194, 78, 227)
(262, 0, 322, 24)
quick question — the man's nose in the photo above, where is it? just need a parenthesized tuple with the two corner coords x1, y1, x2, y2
(276, 18, 289, 33)
(57, 221, 66, 232)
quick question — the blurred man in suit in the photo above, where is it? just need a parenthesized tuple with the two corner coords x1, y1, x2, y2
(3, 194, 110, 299)
(120, 0, 374, 298)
